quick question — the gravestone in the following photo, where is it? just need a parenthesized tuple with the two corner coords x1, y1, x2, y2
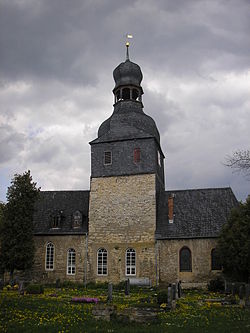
(239, 285, 244, 306)
(225, 282, 232, 294)
(107, 282, 113, 302)
(19, 281, 24, 295)
(172, 283, 176, 300)
(167, 286, 172, 308)
(245, 284, 250, 307)
(232, 283, 236, 296)
(177, 281, 182, 298)
(125, 279, 130, 296)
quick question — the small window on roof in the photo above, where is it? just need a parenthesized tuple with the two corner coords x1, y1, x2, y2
(122, 88, 130, 100)
(132, 89, 139, 100)
(116, 90, 121, 101)
(51, 212, 61, 229)
(73, 210, 82, 228)
(104, 151, 112, 165)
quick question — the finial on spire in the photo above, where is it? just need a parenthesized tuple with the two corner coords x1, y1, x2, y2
(125, 34, 133, 61)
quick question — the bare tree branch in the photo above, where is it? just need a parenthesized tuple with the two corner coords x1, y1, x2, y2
(224, 149, 250, 179)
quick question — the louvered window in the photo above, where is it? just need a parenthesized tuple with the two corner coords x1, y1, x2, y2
(104, 151, 112, 165)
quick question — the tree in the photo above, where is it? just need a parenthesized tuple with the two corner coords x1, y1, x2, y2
(225, 149, 250, 179)
(1, 171, 40, 280)
(218, 197, 250, 282)
(0, 202, 5, 275)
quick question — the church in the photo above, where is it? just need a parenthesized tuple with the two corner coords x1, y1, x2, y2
(32, 46, 238, 287)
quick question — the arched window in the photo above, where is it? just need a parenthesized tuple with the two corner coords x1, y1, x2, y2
(126, 248, 136, 276)
(97, 248, 107, 275)
(72, 210, 82, 228)
(122, 88, 130, 100)
(67, 248, 76, 275)
(132, 89, 139, 100)
(46, 242, 54, 270)
(179, 247, 192, 272)
(211, 248, 222, 270)
(116, 90, 121, 101)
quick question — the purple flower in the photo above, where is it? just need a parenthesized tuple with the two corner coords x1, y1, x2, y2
(71, 297, 99, 304)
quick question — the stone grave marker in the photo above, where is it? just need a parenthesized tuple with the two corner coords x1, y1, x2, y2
(239, 285, 244, 306)
(167, 286, 172, 308)
(245, 284, 250, 307)
(232, 283, 236, 296)
(107, 282, 113, 302)
(19, 281, 24, 295)
(177, 281, 182, 298)
(172, 283, 176, 300)
(125, 279, 130, 296)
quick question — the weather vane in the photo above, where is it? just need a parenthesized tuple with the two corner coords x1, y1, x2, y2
(125, 34, 133, 60)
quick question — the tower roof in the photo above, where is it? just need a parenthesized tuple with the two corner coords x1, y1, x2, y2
(90, 50, 161, 146)
(113, 59, 143, 89)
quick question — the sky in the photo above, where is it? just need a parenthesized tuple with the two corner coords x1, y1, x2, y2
(0, 0, 249, 202)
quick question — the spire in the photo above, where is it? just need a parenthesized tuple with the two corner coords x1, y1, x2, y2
(125, 34, 133, 61)
(126, 42, 130, 61)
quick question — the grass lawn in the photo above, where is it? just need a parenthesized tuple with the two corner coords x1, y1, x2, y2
(0, 286, 250, 333)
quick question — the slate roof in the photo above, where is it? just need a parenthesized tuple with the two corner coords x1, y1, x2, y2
(33, 191, 89, 235)
(113, 59, 143, 89)
(91, 100, 160, 145)
(156, 187, 238, 239)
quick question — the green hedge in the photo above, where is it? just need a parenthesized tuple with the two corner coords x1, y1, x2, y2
(26, 284, 44, 294)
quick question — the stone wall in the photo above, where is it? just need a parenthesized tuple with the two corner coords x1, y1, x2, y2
(32, 235, 87, 283)
(158, 238, 221, 286)
(88, 174, 157, 284)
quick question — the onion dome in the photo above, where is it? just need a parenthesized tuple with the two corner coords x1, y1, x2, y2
(113, 59, 143, 89)
(90, 45, 161, 146)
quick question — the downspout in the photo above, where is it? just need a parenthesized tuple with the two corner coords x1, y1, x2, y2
(84, 232, 88, 288)
(155, 239, 159, 287)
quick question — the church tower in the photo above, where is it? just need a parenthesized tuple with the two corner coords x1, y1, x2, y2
(88, 45, 165, 284)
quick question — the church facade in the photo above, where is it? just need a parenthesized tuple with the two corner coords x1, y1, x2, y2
(32, 51, 238, 287)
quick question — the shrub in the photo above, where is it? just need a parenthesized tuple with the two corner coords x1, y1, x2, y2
(157, 290, 168, 304)
(207, 277, 225, 292)
(26, 284, 44, 294)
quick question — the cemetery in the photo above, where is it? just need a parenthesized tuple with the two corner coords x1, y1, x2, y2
(1, 279, 250, 332)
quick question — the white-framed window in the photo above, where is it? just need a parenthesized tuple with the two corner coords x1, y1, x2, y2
(104, 151, 112, 165)
(97, 248, 107, 275)
(126, 248, 136, 276)
(67, 248, 76, 275)
(45, 242, 54, 270)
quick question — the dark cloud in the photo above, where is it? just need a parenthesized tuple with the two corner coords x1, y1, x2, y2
(0, 0, 249, 202)
(0, 124, 26, 163)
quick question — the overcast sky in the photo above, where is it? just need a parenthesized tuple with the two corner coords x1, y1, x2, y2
(0, 0, 249, 202)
